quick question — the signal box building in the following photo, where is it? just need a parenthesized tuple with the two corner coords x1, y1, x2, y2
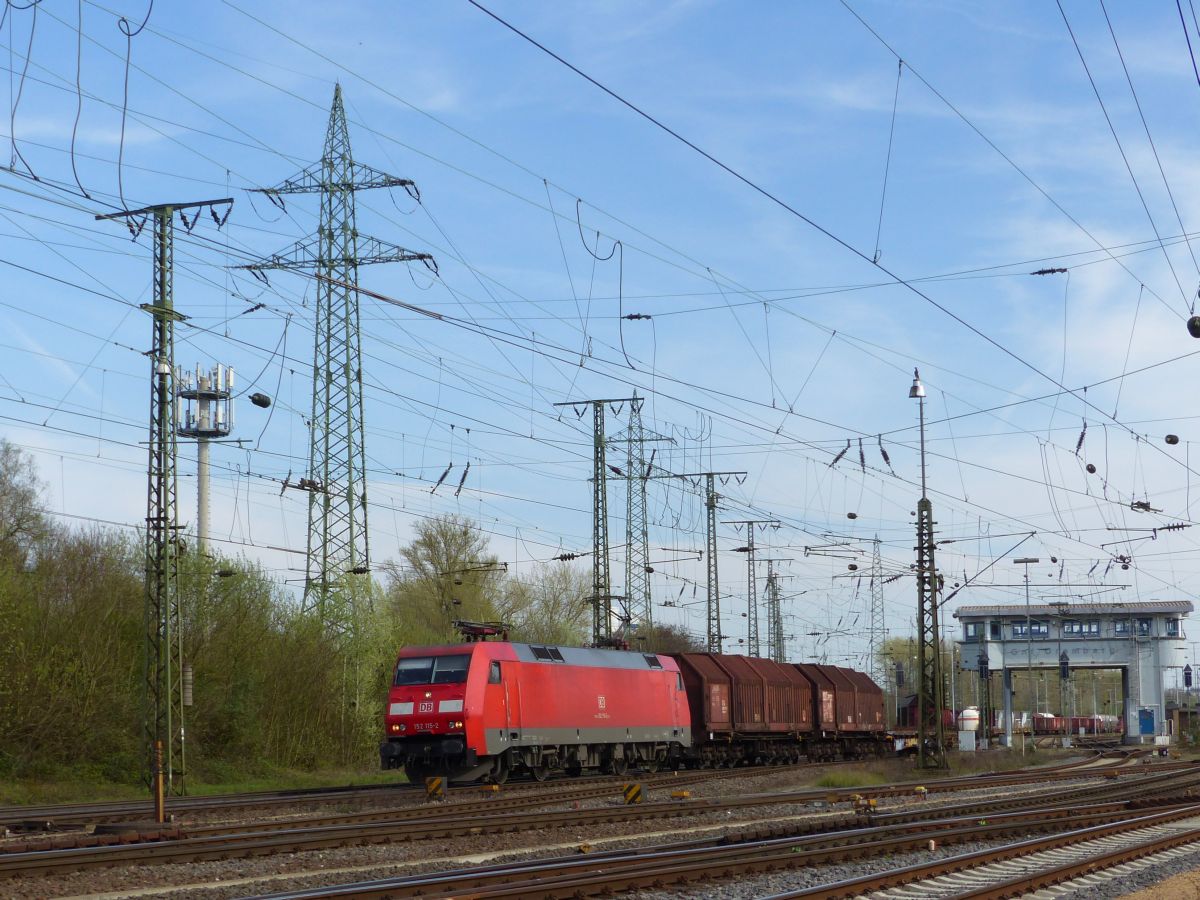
(953, 600, 1192, 746)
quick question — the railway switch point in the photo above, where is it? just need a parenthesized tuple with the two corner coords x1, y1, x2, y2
(622, 783, 644, 804)
(424, 776, 446, 801)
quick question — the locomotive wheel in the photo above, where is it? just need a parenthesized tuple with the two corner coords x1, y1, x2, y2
(529, 762, 550, 782)
(489, 751, 511, 785)
(643, 757, 660, 774)
(565, 761, 583, 777)
(609, 755, 629, 776)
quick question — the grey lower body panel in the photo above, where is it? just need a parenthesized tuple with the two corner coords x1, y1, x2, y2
(483, 725, 689, 755)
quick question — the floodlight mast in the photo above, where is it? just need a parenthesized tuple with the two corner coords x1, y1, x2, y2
(910, 369, 947, 769)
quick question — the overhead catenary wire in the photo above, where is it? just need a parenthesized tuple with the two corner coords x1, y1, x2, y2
(466, 0, 1200, 495)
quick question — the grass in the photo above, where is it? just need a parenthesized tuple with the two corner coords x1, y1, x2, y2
(812, 769, 891, 788)
(0, 766, 402, 807)
(799, 746, 1090, 792)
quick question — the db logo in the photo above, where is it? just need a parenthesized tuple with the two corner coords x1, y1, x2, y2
(419, 701, 434, 713)
(597, 695, 607, 710)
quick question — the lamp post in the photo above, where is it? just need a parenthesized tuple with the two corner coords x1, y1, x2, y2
(1014, 556, 1039, 750)
(910, 369, 946, 768)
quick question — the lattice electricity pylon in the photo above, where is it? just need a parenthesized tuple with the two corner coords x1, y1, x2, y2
(554, 397, 640, 646)
(726, 519, 780, 657)
(242, 85, 432, 637)
(869, 538, 887, 686)
(609, 396, 672, 631)
(915, 495, 946, 767)
(910, 369, 946, 769)
(763, 559, 789, 662)
(644, 469, 745, 652)
(97, 197, 233, 796)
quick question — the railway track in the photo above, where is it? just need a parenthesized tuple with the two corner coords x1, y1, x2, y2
(766, 807, 1200, 898)
(0, 752, 930, 830)
(244, 798, 1200, 898)
(1, 758, 1191, 882)
(0, 750, 1114, 832)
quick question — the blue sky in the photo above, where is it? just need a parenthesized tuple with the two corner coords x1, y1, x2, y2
(4, 0, 1200, 672)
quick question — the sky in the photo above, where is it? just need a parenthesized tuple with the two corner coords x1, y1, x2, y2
(4, 0, 1200, 675)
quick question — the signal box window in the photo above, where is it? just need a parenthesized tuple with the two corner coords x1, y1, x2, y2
(1136, 618, 1152, 636)
(393, 654, 471, 686)
(964, 622, 980, 641)
(1114, 619, 1131, 635)
(488, 661, 501, 684)
(1063, 620, 1098, 637)
(1167, 619, 1181, 637)
(989, 621, 1001, 640)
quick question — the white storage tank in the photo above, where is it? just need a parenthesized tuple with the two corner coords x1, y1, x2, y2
(957, 706, 981, 732)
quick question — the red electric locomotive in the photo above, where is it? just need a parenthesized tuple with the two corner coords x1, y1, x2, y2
(380, 637, 689, 782)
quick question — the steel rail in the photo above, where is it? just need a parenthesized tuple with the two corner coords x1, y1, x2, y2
(764, 805, 1200, 899)
(6, 767, 1194, 884)
(254, 802, 1200, 899)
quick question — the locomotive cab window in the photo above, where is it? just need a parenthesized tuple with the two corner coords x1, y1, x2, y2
(488, 661, 501, 684)
(393, 654, 471, 686)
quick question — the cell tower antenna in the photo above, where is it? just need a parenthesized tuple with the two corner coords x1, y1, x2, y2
(177, 364, 234, 553)
(241, 84, 433, 637)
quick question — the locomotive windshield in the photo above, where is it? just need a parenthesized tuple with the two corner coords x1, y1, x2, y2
(394, 654, 471, 686)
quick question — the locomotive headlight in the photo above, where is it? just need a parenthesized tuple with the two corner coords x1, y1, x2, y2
(390, 724, 400, 733)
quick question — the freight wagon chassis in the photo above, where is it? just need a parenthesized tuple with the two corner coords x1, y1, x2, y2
(681, 733, 890, 768)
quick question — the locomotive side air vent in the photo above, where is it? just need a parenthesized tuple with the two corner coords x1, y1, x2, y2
(532, 646, 554, 661)
(643, 654, 662, 669)
(549, 647, 564, 661)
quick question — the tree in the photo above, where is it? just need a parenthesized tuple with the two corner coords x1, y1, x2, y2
(382, 514, 503, 645)
(0, 440, 48, 569)
(505, 561, 590, 645)
(634, 622, 705, 654)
